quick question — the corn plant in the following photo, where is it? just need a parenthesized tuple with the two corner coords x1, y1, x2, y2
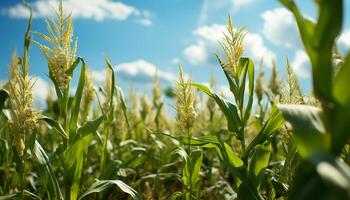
(0, 1, 141, 200)
(277, 0, 350, 199)
(171, 17, 284, 199)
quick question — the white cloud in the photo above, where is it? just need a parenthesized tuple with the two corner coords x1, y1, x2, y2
(291, 50, 311, 79)
(261, 8, 301, 49)
(244, 33, 276, 65)
(183, 43, 208, 65)
(183, 24, 224, 65)
(338, 29, 350, 55)
(198, 0, 228, 25)
(194, 24, 226, 44)
(199, 0, 258, 24)
(136, 10, 153, 27)
(91, 60, 176, 85)
(183, 24, 225, 65)
(32, 76, 53, 108)
(90, 69, 106, 83)
(183, 23, 275, 66)
(2, 0, 144, 22)
(231, 0, 257, 11)
(138, 18, 152, 26)
(171, 58, 181, 65)
(116, 59, 175, 83)
(32, 77, 50, 101)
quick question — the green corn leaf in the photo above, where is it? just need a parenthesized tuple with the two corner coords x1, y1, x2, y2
(215, 54, 238, 97)
(315, 159, 350, 196)
(136, 173, 182, 186)
(69, 58, 86, 136)
(33, 141, 63, 200)
(174, 147, 188, 162)
(64, 115, 104, 200)
(154, 102, 164, 127)
(200, 138, 244, 179)
(278, 104, 329, 158)
(124, 147, 147, 168)
(288, 155, 350, 200)
(333, 54, 350, 106)
(215, 94, 242, 138)
(48, 69, 63, 100)
(190, 82, 213, 96)
(278, 0, 315, 59)
(280, 143, 298, 180)
(331, 106, 350, 155)
(329, 53, 350, 155)
(279, 0, 342, 102)
(0, 89, 9, 113)
(77, 115, 105, 135)
(119, 139, 138, 147)
(288, 162, 327, 200)
(313, 1, 343, 45)
(26, 129, 36, 153)
(168, 191, 183, 200)
(331, 54, 350, 154)
(0, 190, 42, 200)
(176, 135, 221, 146)
(67, 56, 83, 76)
(199, 141, 246, 185)
(246, 105, 284, 154)
(171, 134, 244, 180)
(217, 142, 244, 168)
(243, 58, 255, 124)
(78, 180, 142, 200)
(248, 142, 271, 187)
(310, 0, 342, 101)
(64, 134, 93, 200)
(39, 116, 68, 140)
(238, 59, 248, 111)
(175, 135, 244, 169)
(106, 57, 115, 112)
(313, 1, 342, 63)
(238, 181, 264, 200)
(67, 114, 104, 150)
(191, 83, 242, 138)
(183, 149, 203, 187)
(115, 86, 130, 128)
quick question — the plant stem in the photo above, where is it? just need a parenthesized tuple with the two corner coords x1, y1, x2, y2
(20, 158, 25, 200)
(241, 137, 246, 153)
(62, 89, 70, 131)
(187, 126, 193, 200)
(65, 185, 70, 200)
(100, 120, 109, 175)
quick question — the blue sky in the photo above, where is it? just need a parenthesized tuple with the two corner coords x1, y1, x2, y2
(0, 0, 349, 107)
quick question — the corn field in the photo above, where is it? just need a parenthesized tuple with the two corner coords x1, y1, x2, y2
(1, 0, 350, 199)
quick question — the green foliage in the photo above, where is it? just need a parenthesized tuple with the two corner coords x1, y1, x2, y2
(277, 0, 350, 199)
(78, 180, 142, 200)
(191, 83, 241, 137)
(38, 116, 68, 140)
(245, 105, 284, 154)
(248, 142, 271, 187)
(278, 105, 328, 158)
(33, 141, 63, 200)
(183, 149, 203, 199)
(0, 89, 9, 113)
